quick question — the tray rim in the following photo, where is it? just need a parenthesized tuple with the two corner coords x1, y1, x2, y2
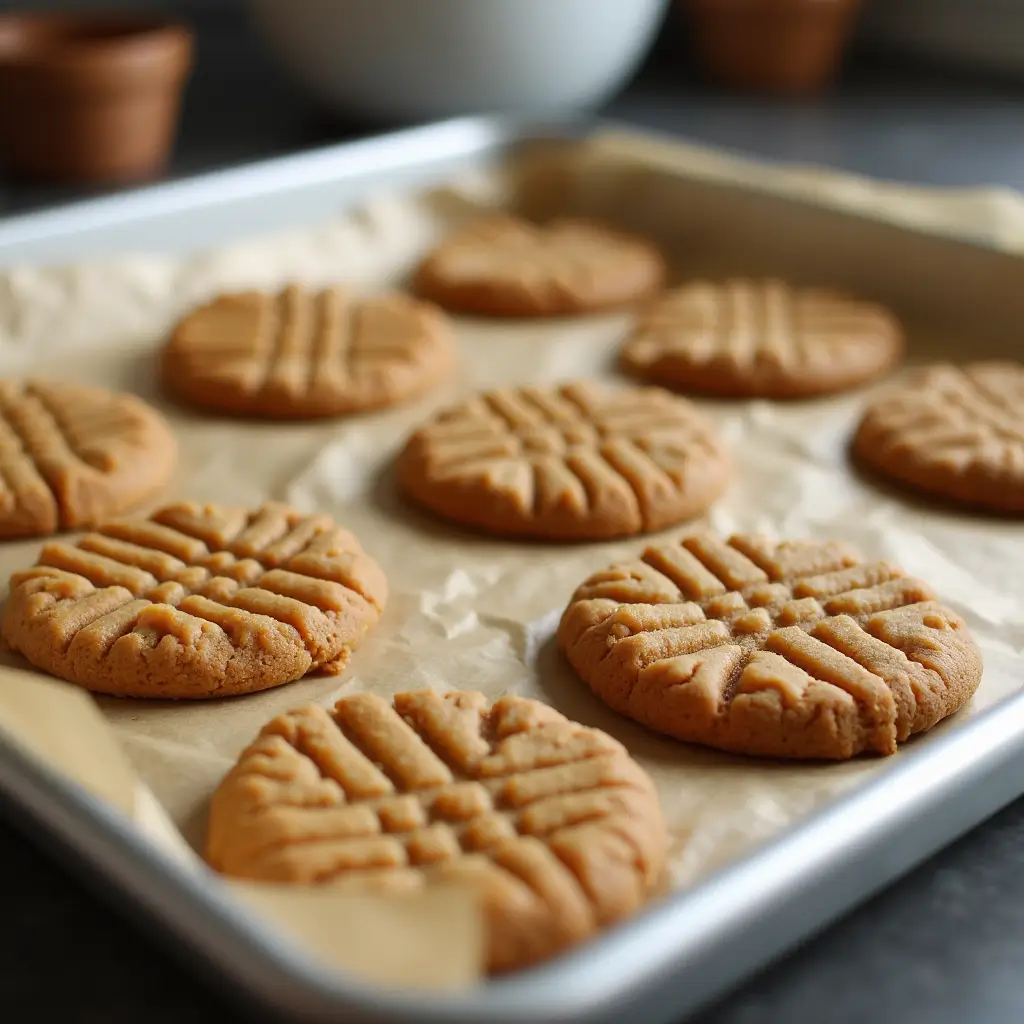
(5, 682, 1024, 1024)
(0, 113, 1018, 259)
(0, 113, 1023, 1024)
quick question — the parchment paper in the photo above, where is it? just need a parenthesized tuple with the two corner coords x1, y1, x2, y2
(0, 130, 1023, 962)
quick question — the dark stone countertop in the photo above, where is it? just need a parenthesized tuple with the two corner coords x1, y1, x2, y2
(3, 13, 1024, 1024)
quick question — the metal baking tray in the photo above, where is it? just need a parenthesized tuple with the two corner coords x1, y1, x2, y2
(2, 115, 1024, 1024)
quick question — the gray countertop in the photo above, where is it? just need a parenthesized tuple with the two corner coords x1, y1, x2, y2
(2, 14, 1024, 1024)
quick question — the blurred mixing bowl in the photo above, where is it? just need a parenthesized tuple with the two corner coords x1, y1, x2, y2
(248, 0, 670, 122)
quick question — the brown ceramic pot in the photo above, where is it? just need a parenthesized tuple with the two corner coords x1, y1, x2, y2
(0, 14, 193, 184)
(684, 0, 862, 95)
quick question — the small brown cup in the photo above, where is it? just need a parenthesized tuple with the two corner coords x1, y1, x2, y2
(0, 13, 193, 184)
(684, 0, 862, 95)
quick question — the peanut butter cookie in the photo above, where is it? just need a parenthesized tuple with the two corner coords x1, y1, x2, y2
(396, 381, 730, 541)
(2, 501, 386, 698)
(206, 689, 666, 972)
(559, 533, 982, 759)
(621, 279, 903, 398)
(853, 361, 1024, 512)
(414, 215, 666, 318)
(162, 286, 455, 419)
(0, 379, 176, 539)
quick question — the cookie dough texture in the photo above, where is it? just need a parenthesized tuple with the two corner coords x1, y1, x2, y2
(0, 379, 176, 539)
(559, 532, 982, 759)
(621, 279, 903, 398)
(206, 689, 666, 972)
(414, 215, 666, 317)
(2, 501, 386, 699)
(853, 361, 1024, 512)
(397, 381, 730, 541)
(162, 285, 455, 419)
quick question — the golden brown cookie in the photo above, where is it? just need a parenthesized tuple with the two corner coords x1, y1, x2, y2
(413, 215, 666, 318)
(559, 533, 982, 759)
(0, 379, 176, 540)
(621, 278, 903, 398)
(206, 689, 666, 972)
(396, 381, 730, 541)
(1, 501, 386, 699)
(162, 285, 455, 419)
(853, 361, 1024, 513)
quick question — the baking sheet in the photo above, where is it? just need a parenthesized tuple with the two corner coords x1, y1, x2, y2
(0, 130, 1023, 962)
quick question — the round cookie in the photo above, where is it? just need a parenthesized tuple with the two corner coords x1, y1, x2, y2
(621, 278, 903, 398)
(2, 501, 386, 699)
(559, 532, 982, 759)
(853, 361, 1024, 513)
(413, 215, 666, 318)
(206, 689, 666, 972)
(396, 381, 730, 541)
(0, 379, 176, 539)
(162, 285, 455, 419)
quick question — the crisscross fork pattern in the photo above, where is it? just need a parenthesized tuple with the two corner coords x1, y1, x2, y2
(414, 215, 666, 317)
(621, 279, 902, 398)
(559, 532, 982, 759)
(163, 286, 454, 419)
(2, 501, 386, 698)
(0, 379, 176, 538)
(397, 382, 729, 540)
(206, 689, 666, 972)
(854, 361, 1024, 512)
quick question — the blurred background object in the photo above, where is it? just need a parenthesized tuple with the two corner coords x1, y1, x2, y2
(681, 0, 862, 95)
(860, 0, 1024, 78)
(247, 0, 671, 122)
(0, 11, 192, 182)
(1, 0, 1024, 204)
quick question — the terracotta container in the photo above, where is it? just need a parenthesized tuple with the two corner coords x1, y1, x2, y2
(0, 14, 193, 183)
(684, 0, 862, 95)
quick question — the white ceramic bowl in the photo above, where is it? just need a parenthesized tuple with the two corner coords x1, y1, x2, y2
(248, 0, 670, 122)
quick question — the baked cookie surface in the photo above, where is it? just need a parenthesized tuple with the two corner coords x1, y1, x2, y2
(414, 215, 666, 318)
(853, 361, 1024, 512)
(621, 279, 902, 398)
(162, 285, 454, 419)
(396, 381, 730, 541)
(559, 532, 982, 759)
(2, 501, 385, 698)
(206, 689, 666, 972)
(0, 379, 176, 539)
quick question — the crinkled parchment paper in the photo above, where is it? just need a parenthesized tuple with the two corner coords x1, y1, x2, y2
(0, 130, 1023, 965)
